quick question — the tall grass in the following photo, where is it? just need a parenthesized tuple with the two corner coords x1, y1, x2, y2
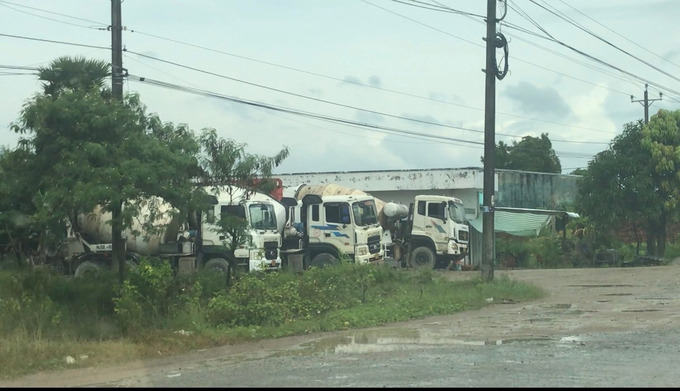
(0, 258, 544, 380)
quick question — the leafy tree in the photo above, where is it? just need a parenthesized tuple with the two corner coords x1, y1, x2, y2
(575, 121, 653, 253)
(482, 133, 561, 173)
(196, 128, 289, 194)
(5, 56, 200, 280)
(38, 56, 109, 97)
(641, 109, 680, 256)
(195, 128, 289, 265)
(575, 116, 679, 257)
(3, 56, 291, 280)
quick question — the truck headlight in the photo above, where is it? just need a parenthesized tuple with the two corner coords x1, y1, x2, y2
(358, 248, 368, 256)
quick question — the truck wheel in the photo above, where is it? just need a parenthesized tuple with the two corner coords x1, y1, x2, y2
(125, 253, 140, 271)
(74, 260, 102, 278)
(204, 258, 231, 274)
(409, 247, 436, 269)
(309, 253, 338, 268)
(125, 259, 138, 272)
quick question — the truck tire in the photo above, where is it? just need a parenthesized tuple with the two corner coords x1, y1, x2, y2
(74, 260, 102, 278)
(125, 259, 138, 271)
(409, 246, 436, 269)
(75, 257, 137, 278)
(309, 253, 339, 268)
(203, 257, 231, 274)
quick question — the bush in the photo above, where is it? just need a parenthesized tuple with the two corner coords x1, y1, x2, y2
(205, 262, 406, 328)
(112, 258, 228, 336)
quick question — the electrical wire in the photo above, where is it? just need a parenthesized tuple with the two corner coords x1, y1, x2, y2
(1, 3, 664, 168)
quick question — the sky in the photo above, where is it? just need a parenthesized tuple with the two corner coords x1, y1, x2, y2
(1, 1, 679, 176)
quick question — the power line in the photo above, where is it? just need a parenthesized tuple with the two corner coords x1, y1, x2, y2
(361, 1, 678, 123)
(2, 3, 646, 135)
(128, 73, 601, 165)
(129, 73, 485, 146)
(126, 50, 611, 145)
(0, 0, 107, 29)
(0, 33, 109, 51)
(556, 0, 680, 73)
(0, 51, 608, 149)
(0, 4, 652, 164)
(526, 0, 680, 87)
(505, 1, 680, 98)
(388, 0, 485, 18)
(125, 50, 490, 137)
(127, 27, 612, 135)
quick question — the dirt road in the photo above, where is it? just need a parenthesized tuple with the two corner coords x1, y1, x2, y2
(4, 265, 680, 387)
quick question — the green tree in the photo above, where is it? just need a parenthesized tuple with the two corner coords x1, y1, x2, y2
(575, 118, 675, 257)
(196, 128, 289, 193)
(575, 121, 651, 253)
(195, 128, 289, 265)
(641, 109, 680, 256)
(5, 56, 200, 280)
(482, 133, 561, 173)
(38, 56, 109, 97)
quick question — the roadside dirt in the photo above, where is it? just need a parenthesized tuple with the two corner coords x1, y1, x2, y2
(435, 265, 680, 340)
(4, 264, 680, 387)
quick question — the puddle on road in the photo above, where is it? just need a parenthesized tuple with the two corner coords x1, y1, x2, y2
(298, 329, 553, 355)
(568, 284, 637, 287)
(621, 309, 661, 312)
(539, 303, 572, 309)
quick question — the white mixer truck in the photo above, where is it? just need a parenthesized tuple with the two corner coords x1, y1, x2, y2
(278, 184, 385, 269)
(47, 186, 286, 277)
(280, 183, 469, 270)
(380, 194, 469, 269)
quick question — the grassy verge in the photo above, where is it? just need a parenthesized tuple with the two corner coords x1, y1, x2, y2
(0, 260, 545, 380)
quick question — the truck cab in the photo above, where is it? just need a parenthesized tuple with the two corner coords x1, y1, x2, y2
(384, 194, 469, 269)
(409, 195, 469, 265)
(280, 194, 385, 269)
(201, 187, 284, 273)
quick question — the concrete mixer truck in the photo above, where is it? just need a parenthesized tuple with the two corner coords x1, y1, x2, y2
(381, 195, 469, 269)
(278, 184, 385, 269)
(280, 184, 469, 270)
(47, 185, 286, 277)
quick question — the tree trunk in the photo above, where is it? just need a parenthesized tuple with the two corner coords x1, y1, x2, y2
(111, 200, 124, 283)
(646, 212, 667, 257)
(658, 213, 667, 257)
(632, 221, 641, 255)
(646, 221, 657, 256)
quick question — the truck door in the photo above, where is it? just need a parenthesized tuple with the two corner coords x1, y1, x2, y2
(309, 202, 354, 255)
(413, 200, 448, 248)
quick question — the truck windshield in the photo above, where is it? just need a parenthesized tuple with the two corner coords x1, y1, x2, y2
(447, 201, 467, 224)
(249, 203, 278, 230)
(352, 200, 379, 227)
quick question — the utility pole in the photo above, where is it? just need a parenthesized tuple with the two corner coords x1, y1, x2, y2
(481, 0, 508, 282)
(110, 0, 125, 282)
(111, 0, 123, 100)
(631, 84, 662, 124)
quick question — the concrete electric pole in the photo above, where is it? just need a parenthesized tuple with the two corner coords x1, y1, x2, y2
(111, 0, 123, 100)
(110, 0, 125, 281)
(631, 84, 662, 124)
(481, 0, 508, 282)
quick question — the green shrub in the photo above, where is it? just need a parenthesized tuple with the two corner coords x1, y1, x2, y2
(0, 258, 547, 380)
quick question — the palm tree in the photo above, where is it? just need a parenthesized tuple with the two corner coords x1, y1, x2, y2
(38, 56, 110, 97)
